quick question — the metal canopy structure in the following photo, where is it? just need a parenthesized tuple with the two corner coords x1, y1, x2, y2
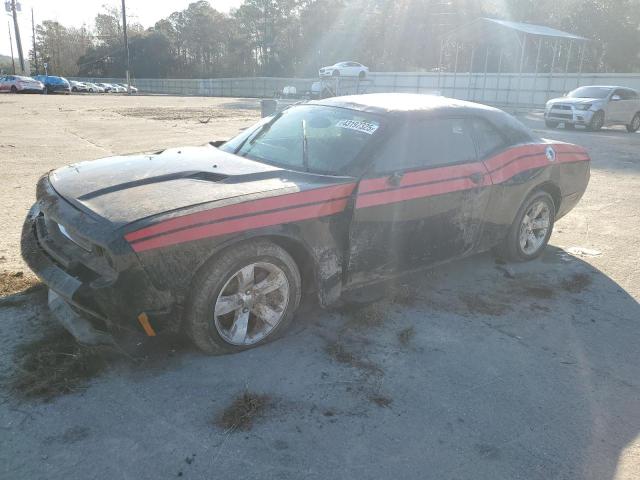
(447, 18, 588, 45)
(437, 17, 593, 105)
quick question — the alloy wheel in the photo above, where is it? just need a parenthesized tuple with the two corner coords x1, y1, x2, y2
(519, 201, 551, 255)
(213, 262, 290, 346)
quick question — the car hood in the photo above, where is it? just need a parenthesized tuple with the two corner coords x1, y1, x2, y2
(547, 97, 602, 106)
(49, 145, 323, 226)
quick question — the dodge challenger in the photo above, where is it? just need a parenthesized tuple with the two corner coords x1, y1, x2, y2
(21, 94, 591, 354)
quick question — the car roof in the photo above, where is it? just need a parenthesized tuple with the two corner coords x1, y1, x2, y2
(311, 93, 503, 116)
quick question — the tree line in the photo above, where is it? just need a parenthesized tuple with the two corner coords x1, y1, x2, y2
(27, 0, 640, 79)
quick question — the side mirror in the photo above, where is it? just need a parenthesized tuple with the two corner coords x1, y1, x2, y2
(611, 95, 622, 101)
(209, 140, 226, 147)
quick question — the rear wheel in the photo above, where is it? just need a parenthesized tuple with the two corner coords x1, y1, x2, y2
(545, 120, 559, 129)
(497, 191, 556, 262)
(10, 85, 17, 93)
(587, 110, 604, 131)
(185, 240, 302, 355)
(627, 113, 640, 133)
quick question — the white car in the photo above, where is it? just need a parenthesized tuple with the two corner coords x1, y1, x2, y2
(319, 61, 369, 79)
(85, 82, 105, 93)
(117, 83, 138, 93)
(545, 86, 640, 132)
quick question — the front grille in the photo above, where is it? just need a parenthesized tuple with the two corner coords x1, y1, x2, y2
(553, 104, 572, 110)
(550, 113, 573, 119)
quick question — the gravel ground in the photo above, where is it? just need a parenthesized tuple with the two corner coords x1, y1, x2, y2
(0, 93, 639, 480)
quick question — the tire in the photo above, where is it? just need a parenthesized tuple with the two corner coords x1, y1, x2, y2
(564, 122, 575, 130)
(332, 69, 340, 77)
(72, 87, 77, 92)
(587, 110, 604, 131)
(10, 86, 17, 93)
(358, 70, 366, 79)
(89, 88, 94, 93)
(627, 113, 640, 133)
(185, 240, 302, 355)
(497, 191, 556, 262)
(545, 120, 559, 129)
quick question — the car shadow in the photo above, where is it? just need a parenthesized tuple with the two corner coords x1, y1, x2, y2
(1, 245, 639, 479)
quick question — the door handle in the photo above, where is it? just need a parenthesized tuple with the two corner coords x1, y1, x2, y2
(387, 171, 404, 187)
(469, 172, 484, 185)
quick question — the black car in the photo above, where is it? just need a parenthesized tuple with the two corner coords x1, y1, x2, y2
(22, 94, 590, 354)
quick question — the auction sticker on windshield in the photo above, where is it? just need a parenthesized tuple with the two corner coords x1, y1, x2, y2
(336, 119, 379, 135)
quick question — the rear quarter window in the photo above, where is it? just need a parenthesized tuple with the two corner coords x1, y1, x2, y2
(373, 118, 477, 173)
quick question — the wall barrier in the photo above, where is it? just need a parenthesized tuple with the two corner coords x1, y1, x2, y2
(73, 72, 640, 109)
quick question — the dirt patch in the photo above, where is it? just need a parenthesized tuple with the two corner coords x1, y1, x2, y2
(8, 327, 115, 402)
(461, 294, 509, 316)
(0, 271, 42, 297)
(389, 284, 416, 305)
(397, 326, 416, 346)
(116, 107, 254, 122)
(344, 302, 387, 329)
(324, 341, 383, 376)
(215, 392, 271, 431)
(561, 273, 592, 293)
(369, 394, 393, 408)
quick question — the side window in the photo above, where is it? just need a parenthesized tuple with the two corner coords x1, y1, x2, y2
(470, 117, 508, 158)
(374, 118, 476, 173)
(613, 89, 626, 99)
(622, 89, 638, 100)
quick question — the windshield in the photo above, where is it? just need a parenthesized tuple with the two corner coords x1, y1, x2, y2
(220, 105, 383, 176)
(567, 87, 612, 99)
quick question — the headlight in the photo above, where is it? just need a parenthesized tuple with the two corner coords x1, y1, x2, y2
(575, 104, 592, 111)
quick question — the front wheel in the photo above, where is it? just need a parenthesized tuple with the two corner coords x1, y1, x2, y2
(627, 113, 640, 133)
(545, 120, 559, 129)
(10, 86, 17, 93)
(587, 111, 604, 131)
(498, 191, 556, 262)
(358, 70, 366, 79)
(185, 240, 302, 355)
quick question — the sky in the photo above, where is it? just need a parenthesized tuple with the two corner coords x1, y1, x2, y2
(1, 0, 243, 59)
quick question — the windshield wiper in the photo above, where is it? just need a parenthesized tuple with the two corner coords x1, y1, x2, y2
(302, 119, 309, 172)
(234, 112, 283, 155)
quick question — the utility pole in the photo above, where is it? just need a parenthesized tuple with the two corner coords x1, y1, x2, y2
(121, 0, 131, 94)
(31, 7, 37, 74)
(7, 20, 15, 74)
(9, 0, 25, 73)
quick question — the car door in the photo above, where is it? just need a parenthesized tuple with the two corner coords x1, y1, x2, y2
(620, 89, 639, 124)
(345, 116, 492, 286)
(607, 89, 627, 123)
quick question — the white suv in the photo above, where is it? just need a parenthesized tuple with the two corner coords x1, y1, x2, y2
(545, 86, 640, 132)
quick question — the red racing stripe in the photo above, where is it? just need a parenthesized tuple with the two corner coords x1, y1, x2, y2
(126, 182, 356, 242)
(356, 177, 477, 209)
(131, 198, 349, 252)
(358, 162, 486, 194)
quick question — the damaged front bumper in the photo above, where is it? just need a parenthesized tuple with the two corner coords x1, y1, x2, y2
(21, 178, 177, 341)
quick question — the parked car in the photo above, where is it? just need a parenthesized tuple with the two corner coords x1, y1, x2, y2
(70, 80, 89, 93)
(110, 84, 127, 93)
(22, 94, 590, 353)
(97, 82, 114, 92)
(545, 85, 640, 132)
(117, 83, 138, 93)
(33, 75, 71, 94)
(84, 82, 105, 93)
(319, 61, 369, 79)
(0, 75, 44, 93)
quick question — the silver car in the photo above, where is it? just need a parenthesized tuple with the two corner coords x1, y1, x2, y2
(545, 86, 640, 132)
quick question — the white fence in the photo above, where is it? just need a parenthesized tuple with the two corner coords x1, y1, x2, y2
(73, 72, 640, 109)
